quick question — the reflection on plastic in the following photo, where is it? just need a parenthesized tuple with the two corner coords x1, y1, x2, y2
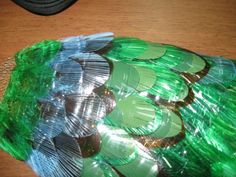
(0, 32, 236, 177)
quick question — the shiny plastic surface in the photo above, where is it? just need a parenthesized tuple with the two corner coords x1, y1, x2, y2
(0, 32, 236, 177)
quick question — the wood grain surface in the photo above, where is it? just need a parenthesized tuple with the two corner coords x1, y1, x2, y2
(0, 0, 235, 176)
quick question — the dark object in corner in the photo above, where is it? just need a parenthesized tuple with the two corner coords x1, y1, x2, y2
(12, 0, 77, 16)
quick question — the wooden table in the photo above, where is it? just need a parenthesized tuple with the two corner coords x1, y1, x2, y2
(0, 0, 235, 176)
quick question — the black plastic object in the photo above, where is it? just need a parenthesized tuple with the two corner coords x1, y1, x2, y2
(12, 0, 77, 15)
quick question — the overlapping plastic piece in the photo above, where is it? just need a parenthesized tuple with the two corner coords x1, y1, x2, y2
(86, 124, 159, 177)
(37, 97, 65, 138)
(26, 33, 114, 177)
(104, 95, 162, 135)
(104, 37, 167, 60)
(0, 32, 236, 177)
(0, 40, 61, 160)
(199, 56, 236, 85)
(81, 158, 119, 177)
(103, 36, 236, 177)
(28, 133, 82, 177)
(114, 147, 159, 177)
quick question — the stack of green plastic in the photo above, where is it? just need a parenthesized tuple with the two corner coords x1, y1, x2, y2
(0, 32, 235, 177)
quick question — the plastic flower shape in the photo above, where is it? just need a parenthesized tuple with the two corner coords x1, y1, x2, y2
(0, 33, 236, 177)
